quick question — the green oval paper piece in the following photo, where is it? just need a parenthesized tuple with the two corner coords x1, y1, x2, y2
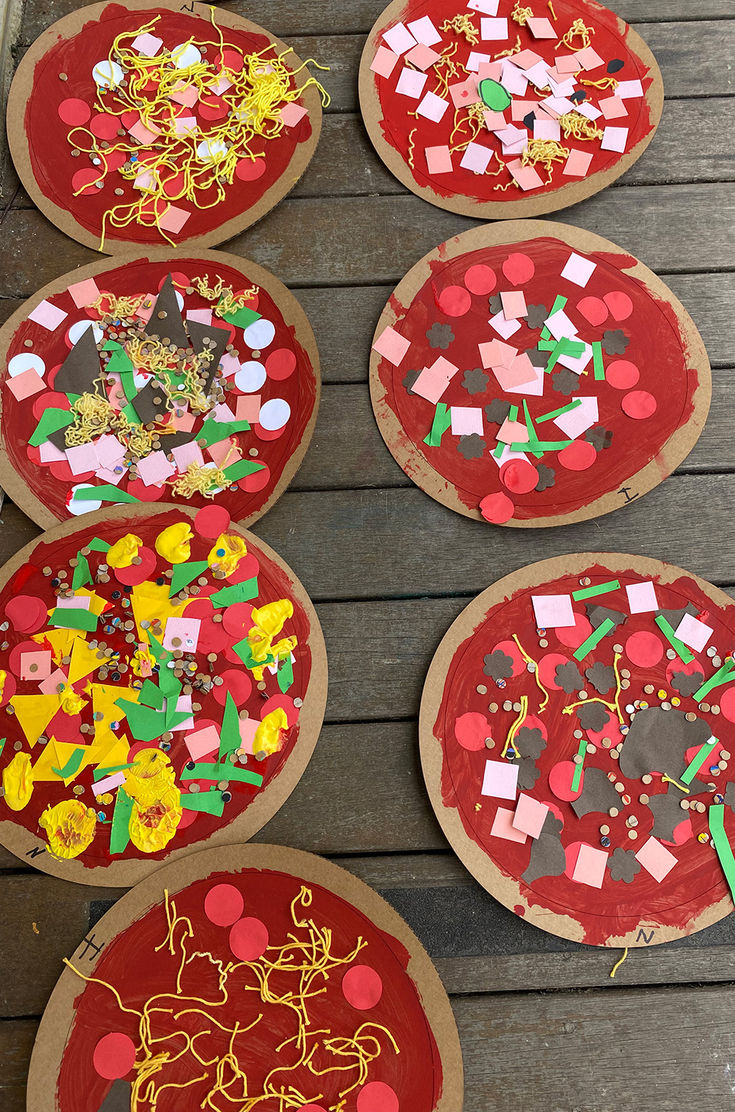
(479, 78, 511, 112)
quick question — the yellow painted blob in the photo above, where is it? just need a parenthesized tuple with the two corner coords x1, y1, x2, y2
(155, 521, 193, 564)
(106, 533, 143, 569)
(2, 752, 33, 810)
(59, 685, 87, 716)
(124, 748, 177, 809)
(129, 785, 182, 853)
(207, 533, 248, 577)
(40, 799, 96, 859)
(248, 600, 297, 679)
(254, 707, 288, 756)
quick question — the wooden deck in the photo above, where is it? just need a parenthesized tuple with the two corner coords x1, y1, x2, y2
(1, 1, 735, 1108)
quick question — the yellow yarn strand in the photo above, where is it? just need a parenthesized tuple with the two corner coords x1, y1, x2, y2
(511, 2, 535, 27)
(558, 112, 604, 141)
(609, 947, 629, 978)
(581, 75, 620, 91)
(556, 17, 594, 49)
(512, 634, 550, 712)
(522, 139, 570, 183)
(440, 14, 480, 44)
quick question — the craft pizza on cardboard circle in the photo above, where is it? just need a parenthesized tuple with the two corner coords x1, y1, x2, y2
(370, 220, 710, 527)
(0, 250, 320, 530)
(7, 0, 326, 252)
(28, 843, 463, 1112)
(0, 505, 327, 886)
(359, 0, 662, 218)
(420, 553, 735, 947)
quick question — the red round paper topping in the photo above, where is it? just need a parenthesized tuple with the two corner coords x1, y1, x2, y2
(502, 252, 534, 285)
(537, 653, 571, 691)
(606, 360, 640, 390)
(261, 693, 298, 726)
(604, 291, 633, 321)
(204, 883, 245, 927)
(454, 711, 491, 751)
(49, 709, 82, 743)
(622, 390, 657, 419)
(198, 95, 229, 120)
(357, 1081, 399, 1112)
(556, 612, 593, 650)
(195, 505, 232, 538)
(235, 157, 267, 181)
(125, 479, 167, 503)
(549, 761, 584, 802)
(564, 841, 584, 878)
(222, 602, 255, 639)
(464, 263, 496, 295)
(238, 461, 272, 493)
(266, 349, 297, 380)
(5, 595, 47, 633)
(479, 492, 514, 524)
(229, 916, 269, 961)
(499, 459, 539, 494)
(58, 98, 91, 126)
(212, 667, 252, 707)
(113, 547, 157, 586)
(718, 687, 735, 723)
(436, 285, 472, 317)
(558, 440, 596, 471)
(576, 296, 608, 327)
(92, 1032, 136, 1080)
(219, 47, 244, 71)
(89, 113, 121, 140)
(342, 965, 383, 1010)
(625, 631, 664, 667)
(71, 168, 103, 196)
(163, 271, 189, 291)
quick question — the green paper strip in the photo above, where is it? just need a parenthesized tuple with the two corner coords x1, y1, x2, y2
(210, 578, 259, 607)
(93, 762, 136, 782)
(508, 405, 519, 421)
(87, 538, 111, 552)
(181, 763, 264, 787)
(681, 735, 719, 785)
(222, 460, 266, 483)
(73, 485, 139, 503)
(571, 738, 588, 792)
(0, 739, 5, 758)
(52, 747, 86, 780)
(493, 441, 505, 458)
(423, 402, 452, 447)
(540, 295, 567, 340)
(232, 637, 273, 672)
(220, 305, 261, 329)
(278, 654, 294, 694)
(572, 580, 621, 601)
(29, 408, 74, 448)
(592, 341, 605, 381)
(522, 400, 542, 459)
(692, 659, 735, 703)
(573, 617, 615, 662)
(72, 553, 92, 591)
(537, 399, 582, 423)
(181, 790, 226, 817)
(509, 440, 573, 452)
(50, 607, 98, 632)
(654, 616, 695, 663)
(219, 693, 242, 760)
(198, 417, 252, 447)
(109, 787, 134, 854)
(709, 804, 735, 902)
(170, 560, 209, 595)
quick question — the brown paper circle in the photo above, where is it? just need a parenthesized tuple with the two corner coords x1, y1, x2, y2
(27, 842, 463, 1112)
(7, 0, 323, 253)
(0, 248, 320, 532)
(0, 504, 328, 887)
(420, 552, 735, 947)
(359, 0, 663, 218)
(369, 219, 711, 527)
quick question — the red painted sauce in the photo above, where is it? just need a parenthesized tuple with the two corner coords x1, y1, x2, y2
(56, 868, 444, 1110)
(3, 256, 316, 522)
(433, 562, 735, 944)
(376, 237, 698, 521)
(24, 5, 312, 245)
(0, 508, 314, 869)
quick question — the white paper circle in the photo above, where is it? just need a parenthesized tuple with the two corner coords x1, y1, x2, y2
(92, 60, 124, 89)
(235, 361, 267, 393)
(133, 370, 152, 389)
(243, 318, 276, 350)
(258, 398, 291, 431)
(67, 485, 102, 515)
(8, 353, 45, 378)
(68, 320, 103, 345)
(173, 43, 202, 69)
(175, 290, 184, 312)
(196, 138, 229, 162)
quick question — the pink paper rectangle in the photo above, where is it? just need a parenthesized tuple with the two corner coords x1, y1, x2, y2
(163, 616, 201, 653)
(407, 14, 442, 45)
(132, 32, 162, 55)
(28, 299, 67, 331)
(460, 142, 492, 173)
(601, 126, 628, 153)
(561, 251, 597, 288)
(136, 450, 175, 487)
(158, 205, 190, 234)
(489, 310, 521, 340)
(94, 772, 127, 796)
(510, 99, 537, 121)
(395, 67, 427, 98)
(449, 77, 480, 108)
(373, 325, 411, 366)
(412, 357, 459, 404)
(554, 395, 598, 439)
(280, 102, 308, 127)
(534, 118, 561, 141)
(675, 613, 713, 653)
(506, 159, 544, 191)
(481, 760, 519, 800)
(171, 409, 196, 432)
(65, 443, 100, 476)
(170, 83, 199, 107)
(466, 51, 492, 72)
(39, 441, 66, 463)
(513, 49, 543, 70)
(574, 46, 604, 70)
(370, 45, 400, 78)
(208, 439, 240, 467)
(635, 837, 677, 883)
(382, 22, 417, 55)
(497, 417, 529, 445)
(479, 339, 517, 369)
(555, 53, 581, 73)
(626, 581, 659, 614)
(484, 108, 507, 130)
(599, 95, 627, 120)
(499, 61, 528, 96)
(171, 441, 205, 472)
(173, 114, 198, 136)
(492, 353, 537, 391)
(563, 148, 593, 177)
(426, 145, 453, 174)
(532, 594, 575, 628)
(512, 794, 549, 838)
(417, 91, 450, 122)
(405, 43, 441, 71)
(20, 650, 52, 681)
(185, 725, 221, 762)
(186, 308, 213, 326)
(39, 668, 67, 695)
(7, 367, 45, 400)
(572, 844, 608, 888)
(67, 277, 101, 308)
(94, 434, 126, 468)
(480, 16, 508, 38)
(238, 717, 259, 755)
(500, 290, 527, 320)
(236, 394, 262, 422)
(527, 16, 556, 37)
(450, 407, 483, 436)
(128, 119, 161, 145)
(491, 806, 528, 843)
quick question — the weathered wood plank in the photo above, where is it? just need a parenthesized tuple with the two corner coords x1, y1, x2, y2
(0, 1020, 34, 1112)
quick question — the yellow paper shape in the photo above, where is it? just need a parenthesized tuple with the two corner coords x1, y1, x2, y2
(33, 626, 82, 663)
(10, 693, 61, 748)
(67, 638, 105, 686)
(131, 582, 186, 644)
(31, 738, 90, 784)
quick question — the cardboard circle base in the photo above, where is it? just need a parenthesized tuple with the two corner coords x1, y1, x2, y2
(7, 1, 323, 253)
(420, 553, 735, 947)
(28, 843, 463, 1112)
(359, 0, 663, 219)
(369, 220, 711, 528)
(0, 505, 327, 886)
(0, 249, 320, 531)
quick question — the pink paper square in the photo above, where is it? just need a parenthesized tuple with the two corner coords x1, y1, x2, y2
(280, 102, 308, 127)
(448, 77, 480, 108)
(450, 407, 483, 436)
(572, 844, 608, 888)
(576, 101, 602, 122)
(94, 771, 127, 796)
(460, 142, 492, 173)
(395, 67, 428, 98)
(601, 126, 629, 153)
(599, 95, 627, 120)
(466, 51, 492, 72)
(207, 439, 240, 468)
(492, 354, 537, 391)
(219, 352, 240, 378)
(128, 119, 161, 145)
(563, 148, 593, 177)
(497, 418, 529, 445)
(626, 581, 659, 614)
(94, 434, 126, 468)
(136, 450, 175, 486)
(96, 467, 125, 484)
(20, 650, 52, 681)
(132, 32, 162, 55)
(500, 290, 527, 320)
(523, 61, 551, 90)
(7, 367, 45, 400)
(39, 667, 67, 695)
(574, 46, 604, 70)
(532, 594, 575, 628)
(506, 364, 544, 397)
(186, 308, 213, 326)
(479, 339, 517, 369)
(373, 325, 411, 366)
(158, 205, 190, 234)
(134, 294, 156, 324)
(170, 83, 199, 107)
(675, 614, 713, 653)
(561, 252, 597, 288)
(39, 441, 66, 463)
(163, 616, 201, 652)
(211, 402, 236, 423)
(480, 17, 508, 38)
(412, 357, 459, 404)
(617, 78, 644, 99)
(236, 394, 262, 422)
(481, 760, 519, 800)
(210, 74, 233, 95)
(635, 837, 677, 883)
(555, 53, 581, 73)
(173, 114, 198, 136)
(65, 443, 100, 476)
(238, 717, 259, 755)
(476, 61, 502, 82)
(483, 108, 507, 129)
(554, 396, 598, 439)
(534, 118, 561, 141)
(527, 16, 556, 37)
(405, 43, 441, 71)
(171, 441, 205, 472)
(371, 45, 400, 78)
(382, 22, 417, 55)
(491, 806, 528, 843)
(185, 724, 221, 762)
(407, 15, 442, 46)
(417, 91, 450, 122)
(134, 168, 155, 192)
(426, 145, 453, 174)
(512, 794, 549, 838)
(67, 278, 101, 308)
(506, 159, 544, 191)
(500, 61, 528, 96)
(171, 409, 196, 432)
(489, 310, 521, 340)
(28, 299, 67, 331)
(512, 49, 543, 70)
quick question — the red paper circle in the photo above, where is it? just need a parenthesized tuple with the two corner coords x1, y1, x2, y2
(261, 694, 298, 727)
(558, 440, 596, 471)
(266, 349, 297, 380)
(92, 1032, 136, 1080)
(436, 285, 472, 317)
(556, 612, 593, 650)
(604, 291, 633, 321)
(454, 711, 491, 751)
(625, 631, 664, 667)
(356, 1081, 399, 1112)
(479, 492, 514, 524)
(204, 883, 245, 927)
(549, 761, 584, 802)
(342, 965, 383, 1010)
(622, 390, 657, 419)
(125, 479, 167, 503)
(229, 916, 269, 961)
(198, 95, 229, 121)
(718, 686, 735, 723)
(58, 98, 91, 126)
(227, 553, 260, 585)
(235, 157, 266, 182)
(48, 709, 83, 743)
(499, 459, 539, 494)
(89, 113, 121, 140)
(212, 667, 252, 707)
(71, 168, 103, 196)
(195, 505, 232, 539)
(606, 360, 640, 390)
(33, 390, 69, 418)
(576, 296, 608, 327)
(218, 48, 244, 71)
(537, 653, 571, 691)
(222, 602, 255, 639)
(238, 461, 271, 493)
(5, 595, 47, 633)
(113, 547, 157, 586)
(464, 264, 496, 295)
(502, 252, 534, 285)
